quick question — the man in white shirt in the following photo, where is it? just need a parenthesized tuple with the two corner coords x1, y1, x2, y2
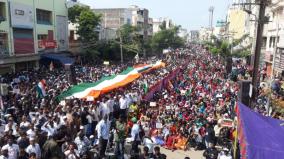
(99, 100, 109, 120)
(119, 95, 128, 120)
(130, 117, 141, 154)
(96, 115, 110, 158)
(26, 125, 36, 139)
(19, 116, 30, 130)
(25, 138, 41, 159)
(41, 120, 56, 137)
(106, 98, 114, 119)
(2, 138, 19, 159)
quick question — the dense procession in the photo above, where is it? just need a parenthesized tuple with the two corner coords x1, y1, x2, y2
(0, 44, 283, 159)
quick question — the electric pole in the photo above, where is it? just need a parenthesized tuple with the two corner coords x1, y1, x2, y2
(209, 6, 214, 37)
(119, 11, 123, 63)
(250, 0, 268, 107)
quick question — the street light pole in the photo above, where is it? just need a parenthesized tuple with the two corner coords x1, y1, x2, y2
(250, 0, 267, 107)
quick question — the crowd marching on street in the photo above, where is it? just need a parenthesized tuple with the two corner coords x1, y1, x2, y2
(0, 44, 283, 159)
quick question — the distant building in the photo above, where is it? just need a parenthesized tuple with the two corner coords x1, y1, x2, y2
(93, 5, 152, 40)
(227, 8, 248, 40)
(199, 27, 212, 41)
(178, 28, 189, 40)
(189, 30, 199, 42)
(0, 0, 68, 74)
(152, 17, 173, 34)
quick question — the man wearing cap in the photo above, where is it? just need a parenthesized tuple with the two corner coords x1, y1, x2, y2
(25, 138, 41, 159)
(0, 146, 8, 159)
(130, 117, 141, 155)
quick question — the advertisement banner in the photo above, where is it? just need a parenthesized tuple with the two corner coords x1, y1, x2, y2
(38, 40, 57, 49)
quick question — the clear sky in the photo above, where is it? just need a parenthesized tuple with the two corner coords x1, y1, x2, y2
(80, 0, 233, 31)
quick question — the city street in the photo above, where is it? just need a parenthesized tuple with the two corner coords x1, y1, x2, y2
(161, 148, 204, 159)
(0, 0, 284, 159)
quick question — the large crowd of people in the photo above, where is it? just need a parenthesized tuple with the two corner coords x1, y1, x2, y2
(0, 44, 282, 159)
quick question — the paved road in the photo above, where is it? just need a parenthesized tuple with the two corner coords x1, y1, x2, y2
(161, 147, 204, 159)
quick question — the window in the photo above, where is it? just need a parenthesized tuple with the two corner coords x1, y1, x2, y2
(262, 37, 267, 48)
(0, 2, 6, 21)
(36, 9, 52, 25)
(269, 37, 276, 48)
(38, 34, 47, 40)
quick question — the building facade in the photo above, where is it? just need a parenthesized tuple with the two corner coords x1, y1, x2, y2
(227, 8, 248, 40)
(0, 0, 68, 74)
(152, 17, 173, 34)
(189, 30, 199, 42)
(93, 6, 152, 40)
(263, 0, 284, 77)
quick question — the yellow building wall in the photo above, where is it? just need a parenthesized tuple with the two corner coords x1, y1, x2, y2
(228, 9, 246, 40)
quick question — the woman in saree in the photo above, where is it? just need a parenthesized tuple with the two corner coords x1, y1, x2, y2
(163, 132, 176, 150)
(173, 133, 188, 150)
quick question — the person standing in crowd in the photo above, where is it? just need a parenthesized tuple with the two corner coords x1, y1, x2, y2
(1, 138, 19, 159)
(42, 135, 63, 159)
(114, 115, 126, 159)
(119, 95, 128, 120)
(130, 117, 141, 157)
(205, 123, 216, 148)
(25, 138, 41, 159)
(96, 115, 110, 158)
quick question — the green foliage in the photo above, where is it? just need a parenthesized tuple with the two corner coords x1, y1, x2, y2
(77, 10, 101, 43)
(206, 34, 251, 58)
(159, 21, 167, 30)
(68, 5, 89, 23)
(68, 5, 101, 61)
(150, 26, 185, 54)
(117, 24, 143, 56)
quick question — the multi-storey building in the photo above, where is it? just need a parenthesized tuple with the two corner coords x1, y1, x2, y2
(93, 5, 152, 40)
(269, 0, 284, 76)
(189, 30, 199, 42)
(152, 17, 173, 34)
(0, 0, 68, 74)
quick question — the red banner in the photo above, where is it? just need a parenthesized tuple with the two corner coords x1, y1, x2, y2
(38, 40, 57, 49)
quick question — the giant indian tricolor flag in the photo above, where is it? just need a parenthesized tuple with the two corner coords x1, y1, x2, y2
(57, 61, 165, 100)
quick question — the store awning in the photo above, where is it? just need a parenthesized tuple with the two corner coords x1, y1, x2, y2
(41, 53, 74, 65)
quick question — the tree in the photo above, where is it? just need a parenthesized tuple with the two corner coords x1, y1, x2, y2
(77, 10, 101, 43)
(150, 26, 185, 54)
(68, 5, 101, 62)
(117, 24, 142, 59)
